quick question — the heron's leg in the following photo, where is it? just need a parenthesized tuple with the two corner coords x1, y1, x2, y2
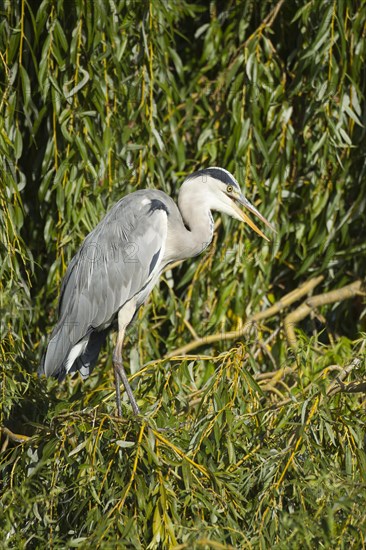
(112, 301, 140, 416)
(113, 335, 140, 416)
(113, 351, 122, 417)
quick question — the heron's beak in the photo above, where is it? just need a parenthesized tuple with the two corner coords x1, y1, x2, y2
(233, 194, 276, 241)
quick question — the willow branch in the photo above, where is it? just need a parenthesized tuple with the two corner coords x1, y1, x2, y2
(1, 426, 30, 444)
(166, 275, 324, 358)
(327, 357, 365, 396)
(225, 0, 285, 72)
(284, 280, 364, 348)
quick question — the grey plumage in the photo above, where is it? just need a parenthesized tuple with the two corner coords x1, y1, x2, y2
(40, 190, 171, 381)
(40, 167, 274, 415)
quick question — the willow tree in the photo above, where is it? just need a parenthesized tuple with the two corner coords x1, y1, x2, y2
(1, 1, 365, 548)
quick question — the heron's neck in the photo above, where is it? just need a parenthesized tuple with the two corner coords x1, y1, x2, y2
(167, 197, 214, 262)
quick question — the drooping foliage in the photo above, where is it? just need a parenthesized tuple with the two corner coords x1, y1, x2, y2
(1, 0, 365, 547)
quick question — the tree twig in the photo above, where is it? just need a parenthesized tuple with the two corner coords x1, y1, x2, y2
(1, 426, 30, 444)
(166, 275, 324, 358)
(222, 0, 285, 78)
(284, 280, 364, 348)
(327, 357, 365, 396)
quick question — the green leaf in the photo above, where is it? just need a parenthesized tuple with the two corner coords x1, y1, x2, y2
(19, 65, 31, 109)
(14, 126, 23, 159)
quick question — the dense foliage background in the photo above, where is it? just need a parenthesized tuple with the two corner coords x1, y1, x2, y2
(1, 0, 365, 547)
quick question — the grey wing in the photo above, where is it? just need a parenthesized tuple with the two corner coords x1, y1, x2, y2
(40, 191, 169, 380)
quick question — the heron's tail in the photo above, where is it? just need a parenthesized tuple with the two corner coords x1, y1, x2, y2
(68, 328, 110, 379)
(39, 326, 109, 381)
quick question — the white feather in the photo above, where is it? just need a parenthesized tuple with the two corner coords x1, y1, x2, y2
(64, 338, 89, 373)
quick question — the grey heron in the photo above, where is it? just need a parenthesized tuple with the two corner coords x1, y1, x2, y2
(40, 167, 274, 416)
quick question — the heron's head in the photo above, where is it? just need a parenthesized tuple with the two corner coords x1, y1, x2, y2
(181, 167, 275, 240)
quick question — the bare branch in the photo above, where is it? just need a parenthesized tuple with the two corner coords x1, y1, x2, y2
(1, 426, 30, 444)
(166, 275, 324, 357)
(284, 280, 364, 348)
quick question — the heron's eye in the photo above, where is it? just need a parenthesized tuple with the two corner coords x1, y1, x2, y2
(226, 185, 234, 193)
